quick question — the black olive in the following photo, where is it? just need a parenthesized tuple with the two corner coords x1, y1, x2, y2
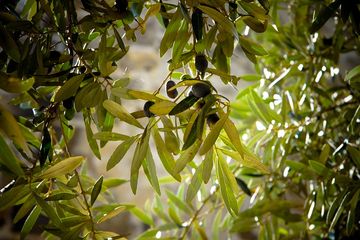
(116, 0, 128, 13)
(166, 80, 178, 99)
(143, 101, 155, 118)
(63, 97, 74, 109)
(195, 54, 208, 74)
(191, 83, 211, 98)
(206, 113, 220, 127)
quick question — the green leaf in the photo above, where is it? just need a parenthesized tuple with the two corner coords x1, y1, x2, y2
(0, 103, 31, 156)
(319, 144, 331, 163)
(202, 147, 214, 183)
(0, 184, 31, 211)
(216, 151, 238, 216)
(199, 110, 228, 155)
(131, 125, 151, 194)
(37, 156, 84, 179)
(0, 74, 35, 93)
(107, 136, 136, 171)
(197, 5, 238, 40)
(113, 26, 126, 52)
(91, 176, 103, 206)
(309, 0, 342, 34)
(166, 190, 192, 214)
(152, 125, 181, 181)
(0, 25, 21, 62)
(160, 9, 182, 56)
(186, 163, 203, 202)
(142, 149, 161, 195)
(239, 36, 267, 56)
(347, 146, 360, 170)
(219, 147, 269, 174)
(308, 160, 331, 177)
(13, 196, 35, 223)
(169, 95, 199, 115)
(218, 108, 245, 158)
(129, 207, 153, 226)
(54, 74, 84, 102)
(33, 193, 62, 228)
(149, 100, 176, 115)
(45, 193, 78, 201)
(0, 132, 24, 176)
(326, 190, 348, 225)
(175, 139, 201, 173)
(93, 131, 129, 141)
(345, 65, 360, 82)
(161, 116, 180, 154)
(103, 100, 143, 129)
(97, 206, 127, 223)
(171, 20, 191, 67)
(329, 191, 352, 230)
(84, 111, 101, 160)
(102, 178, 128, 188)
(20, 205, 41, 240)
(347, 189, 360, 235)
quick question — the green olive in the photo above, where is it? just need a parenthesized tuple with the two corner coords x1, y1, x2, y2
(143, 101, 155, 118)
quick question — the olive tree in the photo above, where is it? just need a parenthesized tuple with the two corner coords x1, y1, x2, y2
(0, 0, 359, 239)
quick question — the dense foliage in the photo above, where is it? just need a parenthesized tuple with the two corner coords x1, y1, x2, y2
(0, 0, 359, 239)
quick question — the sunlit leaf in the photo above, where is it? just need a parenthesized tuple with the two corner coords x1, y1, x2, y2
(103, 100, 143, 128)
(37, 156, 84, 179)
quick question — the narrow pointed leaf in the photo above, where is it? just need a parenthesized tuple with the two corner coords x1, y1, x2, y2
(199, 111, 228, 155)
(103, 100, 143, 128)
(91, 176, 103, 206)
(37, 156, 84, 179)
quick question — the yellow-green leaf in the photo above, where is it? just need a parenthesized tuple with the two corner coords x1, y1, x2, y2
(127, 89, 165, 102)
(0, 103, 31, 156)
(0, 132, 24, 176)
(149, 101, 176, 115)
(37, 156, 84, 179)
(198, 5, 238, 40)
(199, 111, 228, 155)
(175, 140, 201, 173)
(103, 100, 143, 129)
(97, 206, 127, 223)
(54, 74, 84, 102)
(0, 73, 34, 93)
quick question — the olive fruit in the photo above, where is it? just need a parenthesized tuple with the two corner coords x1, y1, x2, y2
(65, 107, 75, 120)
(206, 113, 220, 127)
(166, 80, 178, 99)
(195, 54, 208, 75)
(191, 83, 211, 98)
(116, 0, 128, 13)
(143, 101, 155, 118)
(63, 97, 74, 109)
(192, 8, 203, 41)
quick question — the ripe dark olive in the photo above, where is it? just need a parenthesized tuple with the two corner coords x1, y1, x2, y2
(63, 97, 74, 109)
(192, 83, 211, 98)
(143, 101, 155, 118)
(116, 0, 128, 13)
(195, 54, 208, 74)
(207, 113, 220, 127)
(166, 80, 178, 99)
